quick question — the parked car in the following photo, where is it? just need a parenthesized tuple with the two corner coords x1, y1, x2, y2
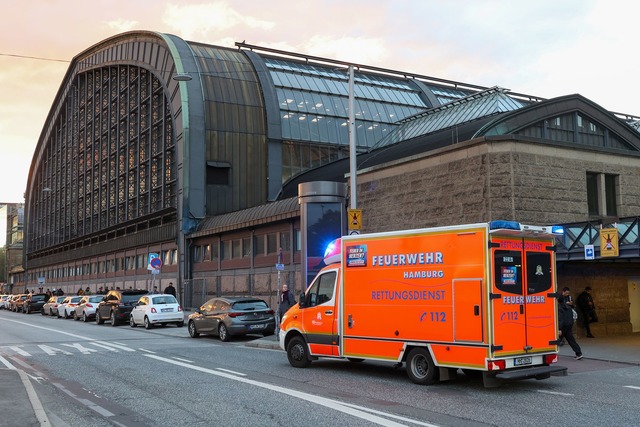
(187, 297, 275, 341)
(22, 293, 49, 314)
(42, 296, 66, 316)
(96, 289, 148, 326)
(57, 296, 85, 318)
(11, 294, 28, 312)
(129, 294, 184, 329)
(0, 295, 10, 309)
(73, 295, 104, 322)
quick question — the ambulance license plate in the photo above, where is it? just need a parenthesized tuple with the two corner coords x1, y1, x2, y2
(514, 356, 532, 366)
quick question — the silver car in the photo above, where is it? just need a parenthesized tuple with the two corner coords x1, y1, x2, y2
(187, 297, 275, 342)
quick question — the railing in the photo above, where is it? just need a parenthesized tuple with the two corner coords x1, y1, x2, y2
(555, 216, 640, 261)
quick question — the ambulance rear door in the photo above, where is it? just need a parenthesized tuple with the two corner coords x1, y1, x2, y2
(490, 235, 556, 357)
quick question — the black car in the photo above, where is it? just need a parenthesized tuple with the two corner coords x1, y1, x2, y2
(23, 293, 49, 314)
(95, 289, 148, 326)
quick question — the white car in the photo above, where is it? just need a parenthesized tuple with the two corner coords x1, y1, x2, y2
(0, 295, 10, 309)
(58, 296, 84, 319)
(130, 294, 184, 329)
(73, 295, 104, 322)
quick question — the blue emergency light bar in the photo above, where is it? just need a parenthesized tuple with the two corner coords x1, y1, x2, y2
(489, 220, 521, 230)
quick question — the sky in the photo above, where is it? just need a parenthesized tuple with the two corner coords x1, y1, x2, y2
(1, 0, 638, 204)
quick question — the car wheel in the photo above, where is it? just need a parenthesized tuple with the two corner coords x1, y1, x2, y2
(177, 321, 184, 328)
(406, 347, 439, 385)
(218, 323, 231, 342)
(144, 316, 152, 330)
(73, 311, 78, 321)
(83, 312, 89, 322)
(129, 315, 136, 328)
(188, 321, 200, 338)
(49, 308, 53, 316)
(110, 311, 118, 326)
(96, 311, 104, 325)
(65, 310, 71, 319)
(41, 308, 45, 316)
(24, 306, 30, 314)
(286, 336, 311, 368)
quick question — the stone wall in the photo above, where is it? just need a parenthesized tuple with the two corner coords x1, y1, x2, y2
(354, 137, 639, 335)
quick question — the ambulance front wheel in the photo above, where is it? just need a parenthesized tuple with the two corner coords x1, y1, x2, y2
(287, 336, 311, 368)
(406, 347, 439, 385)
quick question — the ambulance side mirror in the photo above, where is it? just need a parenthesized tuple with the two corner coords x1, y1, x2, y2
(298, 292, 306, 308)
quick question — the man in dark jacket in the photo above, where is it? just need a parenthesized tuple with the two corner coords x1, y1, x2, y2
(558, 287, 583, 360)
(164, 282, 176, 297)
(576, 286, 596, 338)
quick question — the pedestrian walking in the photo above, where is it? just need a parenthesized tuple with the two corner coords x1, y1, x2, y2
(576, 286, 597, 338)
(558, 287, 583, 360)
(279, 284, 296, 320)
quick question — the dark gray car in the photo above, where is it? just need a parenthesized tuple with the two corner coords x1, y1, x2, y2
(188, 297, 275, 341)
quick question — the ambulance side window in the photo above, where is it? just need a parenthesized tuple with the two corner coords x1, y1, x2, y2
(526, 252, 552, 294)
(305, 271, 336, 307)
(493, 250, 522, 295)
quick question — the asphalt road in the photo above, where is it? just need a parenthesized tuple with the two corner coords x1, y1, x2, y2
(1, 309, 639, 427)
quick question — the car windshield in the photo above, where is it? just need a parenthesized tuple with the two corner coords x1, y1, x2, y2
(152, 296, 177, 305)
(71, 297, 83, 303)
(232, 300, 269, 311)
(32, 295, 46, 301)
(89, 296, 103, 303)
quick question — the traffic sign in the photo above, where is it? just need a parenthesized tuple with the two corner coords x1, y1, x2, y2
(348, 209, 362, 230)
(150, 257, 163, 269)
(147, 253, 160, 270)
(585, 244, 595, 260)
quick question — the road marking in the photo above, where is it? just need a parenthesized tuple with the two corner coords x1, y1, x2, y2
(144, 354, 430, 427)
(536, 390, 574, 396)
(19, 369, 51, 426)
(61, 343, 99, 354)
(9, 346, 32, 356)
(340, 402, 440, 427)
(0, 355, 15, 369)
(87, 342, 120, 352)
(624, 385, 640, 390)
(38, 345, 73, 356)
(0, 317, 93, 340)
(216, 368, 245, 376)
(93, 341, 136, 352)
(53, 382, 115, 418)
(139, 348, 156, 354)
(173, 357, 193, 363)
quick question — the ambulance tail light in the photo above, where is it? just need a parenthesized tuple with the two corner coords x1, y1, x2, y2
(544, 354, 559, 364)
(487, 360, 506, 371)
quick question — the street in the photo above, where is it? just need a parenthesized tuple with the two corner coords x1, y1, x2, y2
(1, 309, 639, 427)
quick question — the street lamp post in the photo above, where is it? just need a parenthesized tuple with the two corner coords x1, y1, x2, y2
(347, 64, 357, 211)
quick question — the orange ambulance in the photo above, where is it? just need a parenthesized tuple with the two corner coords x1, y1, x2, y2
(279, 221, 568, 387)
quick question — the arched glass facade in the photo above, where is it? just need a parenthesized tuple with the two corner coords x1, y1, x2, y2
(30, 65, 176, 253)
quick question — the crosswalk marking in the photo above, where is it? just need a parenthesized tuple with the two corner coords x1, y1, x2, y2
(9, 346, 31, 356)
(0, 341, 136, 357)
(61, 343, 99, 355)
(87, 342, 120, 352)
(38, 345, 73, 356)
(93, 341, 136, 352)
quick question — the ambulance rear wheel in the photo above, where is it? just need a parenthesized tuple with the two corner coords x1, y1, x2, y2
(406, 348, 438, 385)
(287, 336, 311, 368)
